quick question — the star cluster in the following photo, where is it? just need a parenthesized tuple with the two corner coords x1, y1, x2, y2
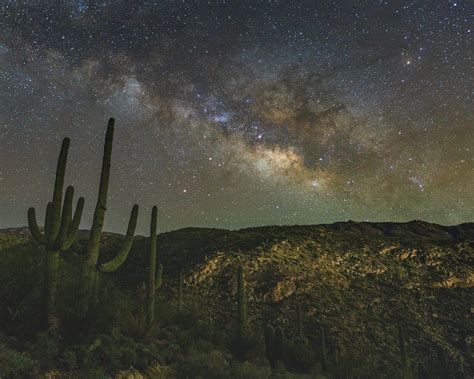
(0, 1, 472, 233)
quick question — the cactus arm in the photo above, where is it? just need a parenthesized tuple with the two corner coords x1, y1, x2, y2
(49, 137, 70, 243)
(89, 119, 114, 247)
(155, 264, 163, 290)
(28, 207, 46, 244)
(62, 197, 85, 251)
(98, 204, 138, 272)
(54, 186, 74, 250)
(44, 202, 53, 240)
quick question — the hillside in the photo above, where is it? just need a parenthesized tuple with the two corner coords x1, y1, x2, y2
(0, 220, 473, 377)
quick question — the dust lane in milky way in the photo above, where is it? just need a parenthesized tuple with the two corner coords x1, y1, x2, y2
(0, 1, 472, 233)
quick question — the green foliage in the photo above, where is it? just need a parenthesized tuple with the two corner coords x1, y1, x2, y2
(174, 348, 230, 379)
(0, 342, 38, 377)
(0, 236, 42, 336)
(285, 338, 316, 373)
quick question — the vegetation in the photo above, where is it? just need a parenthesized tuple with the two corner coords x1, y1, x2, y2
(0, 119, 472, 377)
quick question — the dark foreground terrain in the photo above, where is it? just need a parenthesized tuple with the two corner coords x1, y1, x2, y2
(0, 220, 472, 378)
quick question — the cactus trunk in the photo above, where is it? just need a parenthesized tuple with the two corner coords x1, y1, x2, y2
(147, 206, 158, 325)
(41, 248, 60, 328)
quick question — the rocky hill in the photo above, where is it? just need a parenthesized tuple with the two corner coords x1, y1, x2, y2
(1, 220, 473, 376)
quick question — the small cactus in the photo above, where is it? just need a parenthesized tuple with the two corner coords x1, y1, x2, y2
(28, 137, 84, 329)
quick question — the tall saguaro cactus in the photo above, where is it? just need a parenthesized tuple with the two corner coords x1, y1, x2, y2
(236, 265, 247, 341)
(147, 206, 163, 325)
(82, 118, 139, 307)
(28, 137, 85, 329)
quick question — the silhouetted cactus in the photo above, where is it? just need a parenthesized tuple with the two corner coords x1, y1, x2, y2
(28, 137, 84, 329)
(147, 206, 163, 325)
(236, 265, 247, 341)
(82, 118, 139, 308)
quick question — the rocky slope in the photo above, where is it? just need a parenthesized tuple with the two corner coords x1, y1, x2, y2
(1, 220, 473, 375)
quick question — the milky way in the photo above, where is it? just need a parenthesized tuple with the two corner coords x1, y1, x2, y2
(1, 1, 472, 233)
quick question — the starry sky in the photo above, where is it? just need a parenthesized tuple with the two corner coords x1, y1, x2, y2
(0, 1, 472, 233)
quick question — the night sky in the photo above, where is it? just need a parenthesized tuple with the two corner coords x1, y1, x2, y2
(1, 1, 472, 233)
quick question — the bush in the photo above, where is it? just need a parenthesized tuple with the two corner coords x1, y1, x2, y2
(174, 349, 231, 379)
(285, 339, 316, 373)
(0, 342, 38, 378)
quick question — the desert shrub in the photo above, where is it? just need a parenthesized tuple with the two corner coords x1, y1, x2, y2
(285, 339, 316, 373)
(174, 348, 231, 379)
(229, 360, 272, 378)
(228, 329, 263, 362)
(0, 342, 38, 377)
(33, 330, 61, 369)
(0, 238, 42, 336)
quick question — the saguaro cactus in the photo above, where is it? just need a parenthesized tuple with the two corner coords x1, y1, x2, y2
(236, 265, 247, 341)
(28, 137, 84, 329)
(265, 325, 285, 371)
(147, 206, 163, 325)
(82, 118, 139, 307)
